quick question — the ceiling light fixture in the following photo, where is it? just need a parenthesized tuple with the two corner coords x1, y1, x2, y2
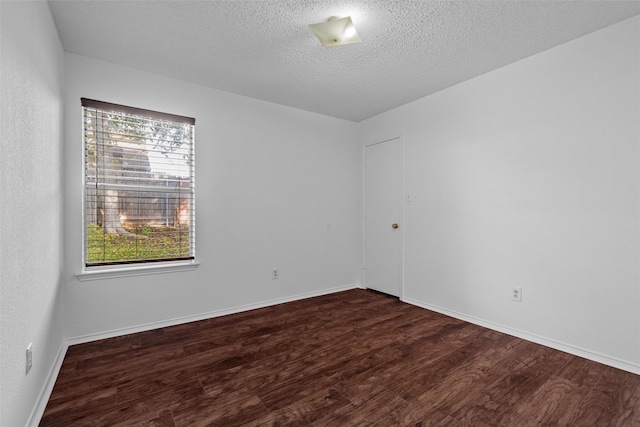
(309, 16, 362, 48)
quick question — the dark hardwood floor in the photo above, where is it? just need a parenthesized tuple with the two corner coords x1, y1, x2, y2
(40, 289, 639, 426)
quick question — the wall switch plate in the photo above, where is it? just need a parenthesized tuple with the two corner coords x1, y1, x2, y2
(511, 287, 522, 302)
(272, 268, 279, 280)
(26, 343, 33, 375)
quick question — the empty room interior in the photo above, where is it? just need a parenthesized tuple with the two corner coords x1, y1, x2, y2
(1, 1, 639, 425)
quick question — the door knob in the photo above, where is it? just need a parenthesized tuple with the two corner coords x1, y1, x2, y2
(392, 223, 399, 229)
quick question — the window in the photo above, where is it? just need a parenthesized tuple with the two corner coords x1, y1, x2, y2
(82, 98, 195, 268)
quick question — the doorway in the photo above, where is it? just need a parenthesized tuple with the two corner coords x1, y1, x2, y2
(364, 137, 402, 297)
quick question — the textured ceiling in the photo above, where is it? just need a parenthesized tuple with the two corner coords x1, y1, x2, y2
(48, 1, 640, 122)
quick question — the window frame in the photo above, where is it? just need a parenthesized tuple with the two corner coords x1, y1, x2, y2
(77, 99, 198, 280)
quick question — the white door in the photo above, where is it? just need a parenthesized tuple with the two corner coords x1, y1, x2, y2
(365, 138, 402, 297)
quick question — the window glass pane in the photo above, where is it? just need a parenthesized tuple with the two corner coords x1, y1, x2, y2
(83, 100, 195, 266)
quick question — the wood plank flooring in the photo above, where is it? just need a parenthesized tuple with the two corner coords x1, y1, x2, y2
(40, 289, 640, 426)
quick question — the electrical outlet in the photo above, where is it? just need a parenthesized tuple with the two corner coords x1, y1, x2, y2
(511, 287, 522, 302)
(26, 343, 33, 375)
(272, 268, 279, 280)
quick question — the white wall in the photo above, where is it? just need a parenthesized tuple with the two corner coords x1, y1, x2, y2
(0, 1, 66, 426)
(62, 54, 361, 340)
(360, 16, 640, 372)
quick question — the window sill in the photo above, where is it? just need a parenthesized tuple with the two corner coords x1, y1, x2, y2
(76, 260, 200, 281)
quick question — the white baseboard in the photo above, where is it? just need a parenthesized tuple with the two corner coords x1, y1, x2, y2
(27, 341, 69, 427)
(402, 296, 640, 375)
(66, 283, 363, 346)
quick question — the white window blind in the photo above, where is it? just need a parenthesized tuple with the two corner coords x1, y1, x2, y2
(82, 98, 195, 267)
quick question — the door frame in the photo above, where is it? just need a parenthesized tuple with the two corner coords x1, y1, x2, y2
(362, 136, 405, 298)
